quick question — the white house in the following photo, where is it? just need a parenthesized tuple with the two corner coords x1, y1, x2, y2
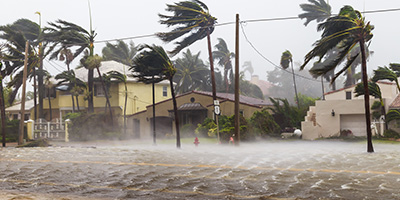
(301, 81, 398, 140)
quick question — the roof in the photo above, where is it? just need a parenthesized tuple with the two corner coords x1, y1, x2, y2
(390, 94, 400, 109)
(72, 60, 169, 85)
(193, 91, 272, 107)
(178, 103, 207, 111)
(6, 99, 35, 112)
(325, 80, 395, 96)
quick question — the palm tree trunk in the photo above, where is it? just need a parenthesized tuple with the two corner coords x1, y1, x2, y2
(170, 78, 180, 149)
(76, 95, 80, 111)
(96, 67, 113, 126)
(0, 78, 6, 147)
(124, 83, 127, 137)
(207, 30, 217, 101)
(71, 94, 75, 112)
(152, 80, 156, 145)
(38, 48, 44, 118)
(33, 66, 37, 120)
(88, 68, 94, 113)
(291, 62, 300, 109)
(48, 88, 52, 120)
(360, 39, 374, 153)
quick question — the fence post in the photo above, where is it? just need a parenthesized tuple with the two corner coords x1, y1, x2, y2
(65, 119, 70, 142)
(26, 119, 34, 140)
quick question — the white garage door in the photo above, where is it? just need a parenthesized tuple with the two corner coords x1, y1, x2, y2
(340, 114, 367, 137)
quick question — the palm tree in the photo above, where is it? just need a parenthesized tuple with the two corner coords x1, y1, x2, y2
(107, 70, 128, 136)
(173, 49, 209, 94)
(372, 65, 400, 92)
(0, 62, 6, 147)
(131, 44, 180, 148)
(212, 38, 235, 92)
(102, 40, 138, 66)
(242, 61, 254, 78)
(45, 19, 97, 112)
(280, 50, 299, 108)
(298, 0, 331, 26)
(44, 72, 54, 120)
(355, 81, 387, 130)
(157, 0, 218, 101)
(300, 6, 375, 152)
(55, 70, 85, 112)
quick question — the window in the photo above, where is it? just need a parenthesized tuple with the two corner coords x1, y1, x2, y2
(24, 114, 29, 120)
(13, 114, 18, 120)
(345, 91, 352, 100)
(45, 87, 56, 98)
(94, 83, 106, 96)
(163, 86, 168, 97)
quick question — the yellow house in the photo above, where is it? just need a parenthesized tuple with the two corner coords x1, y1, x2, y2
(128, 91, 272, 139)
(38, 60, 171, 125)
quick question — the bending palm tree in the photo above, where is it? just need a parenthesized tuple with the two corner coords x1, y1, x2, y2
(102, 40, 138, 66)
(157, 0, 218, 101)
(300, 6, 375, 152)
(280, 50, 299, 108)
(131, 44, 180, 148)
(107, 70, 128, 136)
(173, 49, 209, 94)
(213, 38, 234, 93)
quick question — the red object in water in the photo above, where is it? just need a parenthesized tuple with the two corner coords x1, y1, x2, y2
(229, 137, 234, 145)
(194, 137, 200, 146)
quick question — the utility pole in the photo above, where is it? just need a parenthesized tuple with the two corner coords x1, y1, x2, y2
(18, 41, 29, 145)
(234, 14, 240, 145)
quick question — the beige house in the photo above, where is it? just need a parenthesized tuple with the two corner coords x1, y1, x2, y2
(128, 91, 272, 139)
(301, 81, 398, 140)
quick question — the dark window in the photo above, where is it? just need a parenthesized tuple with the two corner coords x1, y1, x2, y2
(346, 91, 352, 100)
(163, 86, 167, 97)
(13, 114, 18, 120)
(45, 87, 56, 98)
(94, 83, 107, 96)
(24, 114, 29, 120)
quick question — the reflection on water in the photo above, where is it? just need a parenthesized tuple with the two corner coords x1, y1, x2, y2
(1, 140, 400, 199)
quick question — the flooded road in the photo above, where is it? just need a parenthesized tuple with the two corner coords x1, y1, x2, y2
(1, 140, 400, 199)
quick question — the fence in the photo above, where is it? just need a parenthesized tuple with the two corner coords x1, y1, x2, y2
(27, 118, 69, 142)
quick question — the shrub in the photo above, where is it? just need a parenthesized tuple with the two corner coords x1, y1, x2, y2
(383, 129, 400, 139)
(66, 112, 120, 141)
(195, 118, 217, 137)
(250, 110, 281, 137)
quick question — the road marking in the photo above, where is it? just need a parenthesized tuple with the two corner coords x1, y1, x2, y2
(0, 178, 293, 200)
(1, 158, 400, 176)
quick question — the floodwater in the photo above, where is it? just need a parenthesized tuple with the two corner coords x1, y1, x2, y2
(1, 140, 400, 200)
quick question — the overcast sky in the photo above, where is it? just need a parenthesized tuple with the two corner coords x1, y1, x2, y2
(2, 0, 400, 84)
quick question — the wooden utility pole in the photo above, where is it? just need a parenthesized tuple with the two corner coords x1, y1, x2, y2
(18, 41, 29, 145)
(234, 14, 240, 145)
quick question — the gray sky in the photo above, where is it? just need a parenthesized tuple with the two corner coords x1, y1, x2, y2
(2, 0, 400, 83)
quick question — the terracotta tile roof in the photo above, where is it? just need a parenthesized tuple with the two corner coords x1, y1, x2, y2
(390, 94, 400, 109)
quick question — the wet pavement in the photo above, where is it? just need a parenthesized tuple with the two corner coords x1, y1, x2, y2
(1, 140, 400, 199)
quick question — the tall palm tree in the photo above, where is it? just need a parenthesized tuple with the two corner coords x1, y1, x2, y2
(102, 40, 138, 66)
(157, 0, 218, 101)
(242, 61, 254, 78)
(45, 19, 97, 112)
(44, 72, 54, 120)
(131, 44, 180, 148)
(300, 6, 375, 152)
(212, 38, 234, 92)
(298, 0, 331, 26)
(354, 81, 387, 130)
(280, 50, 299, 108)
(0, 62, 6, 147)
(107, 70, 128, 136)
(173, 49, 209, 94)
(372, 65, 400, 92)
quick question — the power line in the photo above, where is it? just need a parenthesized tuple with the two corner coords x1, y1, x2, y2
(239, 21, 327, 83)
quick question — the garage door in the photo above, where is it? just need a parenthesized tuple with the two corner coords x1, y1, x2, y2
(340, 114, 367, 137)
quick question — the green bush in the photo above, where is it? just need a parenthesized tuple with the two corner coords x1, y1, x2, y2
(66, 112, 121, 141)
(383, 129, 400, 139)
(218, 115, 254, 143)
(250, 110, 281, 137)
(0, 119, 23, 142)
(195, 118, 217, 137)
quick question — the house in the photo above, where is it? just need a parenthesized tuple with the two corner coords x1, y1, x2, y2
(36, 60, 171, 125)
(301, 81, 398, 139)
(128, 90, 272, 139)
(5, 99, 34, 121)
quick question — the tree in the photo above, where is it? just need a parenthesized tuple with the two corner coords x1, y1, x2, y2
(299, 0, 331, 26)
(45, 19, 96, 112)
(131, 44, 180, 148)
(372, 65, 400, 92)
(242, 61, 254, 78)
(55, 70, 85, 112)
(102, 40, 138, 66)
(107, 70, 128, 136)
(280, 50, 299, 108)
(173, 49, 209, 94)
(213, 38, 235, 92)
(300, 6, 375, 152)
(354, 81, 387, 130)
(157, 0, 218, 103)
(44, 72, 54, 120)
